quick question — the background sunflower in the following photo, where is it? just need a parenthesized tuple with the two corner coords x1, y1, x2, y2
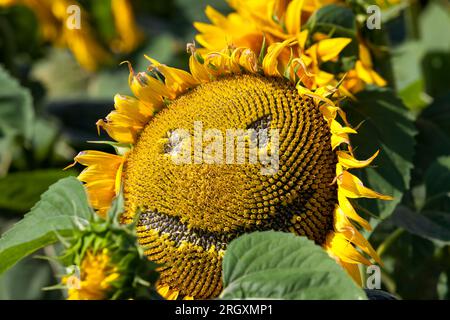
(0, 0, 449, 300)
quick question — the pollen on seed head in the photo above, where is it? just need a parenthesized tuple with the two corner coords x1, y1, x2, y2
(123, 74, 338, 299)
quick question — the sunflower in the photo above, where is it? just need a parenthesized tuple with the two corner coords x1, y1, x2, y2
(69, 41, 392, 299)
(59, 214, 160, 300)
(0, 0, 143, 71)
(62, 249, 120, 300)
(194, 0, 386, 93)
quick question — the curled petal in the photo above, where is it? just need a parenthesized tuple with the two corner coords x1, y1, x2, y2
(337, 150, 379, 169)
(338, 171, 393, 200)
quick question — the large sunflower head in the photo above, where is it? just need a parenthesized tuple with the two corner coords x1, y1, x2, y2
(70, 42, 392, 299)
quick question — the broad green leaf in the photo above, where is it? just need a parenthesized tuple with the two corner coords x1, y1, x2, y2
(0, 254, 62, 300)
(0, 169, 74, 212)
(0, 177, 93, 275)
(391, 40, 423, 92)
(422, 51, 450, 99)
(391, 2, 450, 100)
(375, 228, 440, 299)
(0, 65, 34, 141)
(419, 92, 450, 137)
(31, 49, 90, 100)
(391, 206, 450, 244)
(32, 118, 60, 164)
(412, 93, 450, 183)
(398, 79, 432, 111)
(419, 2, 450, 52)
(221, 231, 366, 300)
(305, 4, 356, 35)
(344, 87, 417, 221)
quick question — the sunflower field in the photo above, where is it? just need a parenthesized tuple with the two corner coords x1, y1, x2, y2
(0, 0, 449, 302)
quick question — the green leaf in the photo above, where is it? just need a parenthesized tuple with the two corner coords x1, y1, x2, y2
(221, 231, 366, 300)
(31, 49, 89, 100)
(0, 177, 93, 275)
(391, 206, 450, 244)
(391, 2, 450, 100)
(419, 2, 450, 52)
(420, 92, 450, 137)
(374, 227, 441, 299)
(422, 51, 450, 99)
(424, 156, 450, 211)
(31, 118, 60, 164)
(344, 87, 417, 221)
(391, 40, 423, 92)
(0, 64, 34, 145)
(398, 79, 432, 111)
(0, 169, 75, 212)
(412, 93, 450, 183)
(305, 4, 356, 35)
(0, 254, 62, 299)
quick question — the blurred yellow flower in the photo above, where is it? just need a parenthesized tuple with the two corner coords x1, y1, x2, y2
(194, 0, 386, 93)
(62, 249, 120, 300)
(0, 0, 144, 71)
(110, 0, 144, 54)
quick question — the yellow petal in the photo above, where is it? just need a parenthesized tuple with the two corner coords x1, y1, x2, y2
(96, 119, 137, 144)
(315, 70, 335, 86)
(340, 261, 362, 285)
(359, 44, 373, 68)
(285, 0, 305, 35)
(114, 94, 154, 121)
(334, 207, 381, 265)
(338, 171, 393, 200)
(231, 47, 259, 73)
(204, 5, 227, 26)
(262, 38, 297, 76)
(331, 134, 350, 150)
(188, 48, 211, 83)
(312, 38, 352, 62)
(145, 56, 198, 96)
(297, 30, 309, 48)
(115, 159, 124, 195)
(296, 84, 336, 107)
(354, 60, 373, 84)
(325, 232, 371, 265)
(338, 191, 372, 231)
(125, 62, 170, 105)
(337, 150, 379, 169)
(70, 151, 123, 168)
(111, 0, 144, 53)
(371, 69, 387, 87)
